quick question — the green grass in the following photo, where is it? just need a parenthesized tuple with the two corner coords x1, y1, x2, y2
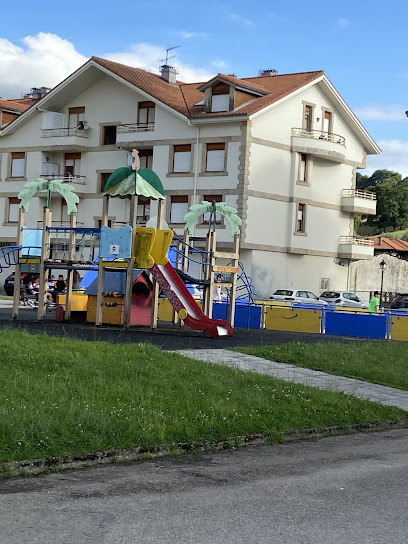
(0, 295, 12, 300)
(233, 342, 408, 390)
(0, 330, 405, 463)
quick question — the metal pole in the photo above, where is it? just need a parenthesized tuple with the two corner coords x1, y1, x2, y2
(380, 268, 384, 306)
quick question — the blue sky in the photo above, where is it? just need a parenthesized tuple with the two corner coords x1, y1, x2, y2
(2, 0, 408, 175)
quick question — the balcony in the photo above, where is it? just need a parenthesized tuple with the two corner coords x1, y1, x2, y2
(341, 189, 376, 215)
(117, 122, 155, 146)
(291, 128, 346, 163)
(338, 236, 374, 260)
(38, 174, 87, 186)
(40, 127, 91, 150)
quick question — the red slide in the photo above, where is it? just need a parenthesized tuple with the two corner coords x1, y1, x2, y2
(151, 262, 234, 337)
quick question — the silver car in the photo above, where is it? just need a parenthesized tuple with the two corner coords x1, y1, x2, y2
(319, 291, 368, 308)
(270, 289, 328, 306)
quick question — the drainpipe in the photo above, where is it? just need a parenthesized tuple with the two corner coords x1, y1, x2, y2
(188, 120, 200, 205)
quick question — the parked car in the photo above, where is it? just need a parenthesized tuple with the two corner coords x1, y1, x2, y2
(3, 272, 38, 297)
(269, 289, 328, 305)
(390, 293, 408, 310)
(319, 291, 368, 309)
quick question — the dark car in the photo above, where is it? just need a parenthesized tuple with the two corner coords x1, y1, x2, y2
(390, 293, 408, 310)
(3, 272, 38, 297)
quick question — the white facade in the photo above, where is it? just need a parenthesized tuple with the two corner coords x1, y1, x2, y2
(0, 59, 380, 298)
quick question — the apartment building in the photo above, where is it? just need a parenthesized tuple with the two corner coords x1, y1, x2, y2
(0, 57, 379, 298)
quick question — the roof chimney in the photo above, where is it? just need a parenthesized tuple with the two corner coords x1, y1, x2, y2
(259, 69, 278, 77)
(160, 64, 178, 84)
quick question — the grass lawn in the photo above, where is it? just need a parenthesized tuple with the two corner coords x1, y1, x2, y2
(0, 331, 406, 465)
(233, 342, 408, 390)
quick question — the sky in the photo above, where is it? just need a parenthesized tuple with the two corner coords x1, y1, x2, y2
(2, 0, 408, 176)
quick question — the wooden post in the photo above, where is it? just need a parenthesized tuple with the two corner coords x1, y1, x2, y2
(37, 208, 52, 321)
(12, 208, 25, 320)
(96, 195, 109, 326)
(123, 194, 138, 328)
(64, 212, 77, 321)
(228, 233, 240, 328)
(150, 199, 164, 329)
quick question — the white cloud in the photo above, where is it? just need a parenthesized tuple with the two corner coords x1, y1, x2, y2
(211, 59, 228, 71)
(365, 140, 408, 177)
(105, 43, 214, 83)
(0, 33, 86, 98)
(337, 18, 351, 28)
(228, 12, 255, 29)
(0, 35, 215, 98)
(177, 30, 210, 40)
(355, 105, 406, 121)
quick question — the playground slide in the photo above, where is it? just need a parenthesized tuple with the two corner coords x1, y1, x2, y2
(150, 262, 234, 337)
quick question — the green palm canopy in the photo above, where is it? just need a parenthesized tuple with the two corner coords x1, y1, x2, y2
(103, 167, 165, 200)
(18, 179, 79, 214)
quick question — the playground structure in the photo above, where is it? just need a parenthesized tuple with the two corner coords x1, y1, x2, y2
(0, 152, 254, 337)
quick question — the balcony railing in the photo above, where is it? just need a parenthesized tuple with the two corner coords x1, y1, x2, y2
(341, 189, 376, 200)
(117, 122, 155, 133)
(339, 236, 374, 246)
(291, 128, 345, 146)
(41, 127, 90, 138)
(37, 174, 87, 185)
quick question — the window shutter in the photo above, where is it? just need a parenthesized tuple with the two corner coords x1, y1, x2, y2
(174, 145, 191, 172)
(211, 94, 230, 112)
(11, 156, 25, 177)
(43, 112, 65, 129)
(206, 143, 225, 171)
(170, 197, 189, 223)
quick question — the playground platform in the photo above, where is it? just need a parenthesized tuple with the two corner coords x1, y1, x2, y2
(0, 298, 373, 351)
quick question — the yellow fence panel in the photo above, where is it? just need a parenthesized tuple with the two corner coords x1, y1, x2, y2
(391, 315, 408, 341)
(265, 306, 322, 333)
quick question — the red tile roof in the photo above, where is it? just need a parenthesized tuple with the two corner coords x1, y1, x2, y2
(0, 98, 34, 112)
(91, 57, 324, 119)
(373, 236, 408, 252)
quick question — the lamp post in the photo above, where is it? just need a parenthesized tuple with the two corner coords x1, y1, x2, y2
(380, 259, 387, 306)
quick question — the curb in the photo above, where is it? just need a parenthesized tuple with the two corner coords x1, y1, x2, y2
(2, 418, 408, 478)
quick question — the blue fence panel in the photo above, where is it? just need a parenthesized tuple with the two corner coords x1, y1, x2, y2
(325, 310, 387, 339)
(212, 302, 262, 329)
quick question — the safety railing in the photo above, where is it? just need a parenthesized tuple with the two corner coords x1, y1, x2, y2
(291, 128, 345, 146)
(341, 189, 376, 200)
(36, 174, 87, 185)
(117, 122, 155, 133)
(339, 236, 374, 246)
(41, 128, 90, 138)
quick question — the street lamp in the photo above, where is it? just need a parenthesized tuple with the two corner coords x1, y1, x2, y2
(380, 259, 387, 306)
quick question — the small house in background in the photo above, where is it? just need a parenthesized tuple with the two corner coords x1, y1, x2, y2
(86, 269, 153, 326)
(373, 237, 408, 261)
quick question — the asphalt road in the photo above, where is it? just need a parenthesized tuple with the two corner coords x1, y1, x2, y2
(1, 428, 408, 543)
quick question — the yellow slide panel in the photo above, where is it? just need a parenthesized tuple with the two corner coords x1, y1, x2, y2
(391, 315, 408, 341)
(134, 227, 156, 269)
(265, 306, 322, 333)
(150, 229, 173, 265)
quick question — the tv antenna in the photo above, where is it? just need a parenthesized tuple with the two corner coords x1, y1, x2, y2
(160, 46, 180, 65)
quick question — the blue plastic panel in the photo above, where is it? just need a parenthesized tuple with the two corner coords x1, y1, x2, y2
(100, 225, 132, 258)
(22, 228, 42, 256)
(325, 310, 387, 339)
(212, 302, 262, 329)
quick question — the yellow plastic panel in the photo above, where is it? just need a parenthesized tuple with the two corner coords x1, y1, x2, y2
(57, 294, 88, 312)
(134, 227, 156, 269)
(87, 295, 123, 324)
(336, 307, 368, 314)
(391, 315, 408, 341)
(265, 306, 322, 333)
(150, 229, 173, 265)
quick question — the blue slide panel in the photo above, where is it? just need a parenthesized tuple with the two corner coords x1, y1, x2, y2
(325, 311, 387, 339)
(212, 302, 262, 329)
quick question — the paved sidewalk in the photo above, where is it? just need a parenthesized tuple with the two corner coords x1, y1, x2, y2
(177, 349, 408, 411)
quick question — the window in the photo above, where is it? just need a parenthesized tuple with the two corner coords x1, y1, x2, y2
(139, 149, 153, 170)
(97, 219, 112, 228)
(298, 153, 308, 183)
(170, 196, 189, 224)
(102, 125, 117, 145)
(99, 172, 112, 192)
(68, 107, 85, 129)
(206, 143, 225, 172)
(303, 105, 312, 132)
(296, 203, 306, 233)
(7, 197, 20, 222)
(137, 198, 151, 223)
(202, 195, 222, 223)
(11, 152, 25, 177)
(323, 110, 332, 135)
(64, 153, 81, 178)
(211, 94, 230, 112)
(138, 101, 155, 129)
(173, 144, 191, 173)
